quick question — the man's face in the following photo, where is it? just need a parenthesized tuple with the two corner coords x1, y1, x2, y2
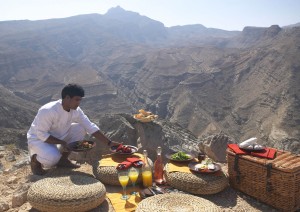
(66, 96, 82, 110)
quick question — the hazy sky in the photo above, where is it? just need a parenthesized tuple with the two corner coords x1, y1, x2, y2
(1, 0, 300, 31)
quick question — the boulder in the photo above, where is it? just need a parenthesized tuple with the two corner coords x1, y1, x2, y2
(93, 113, 200, 161)
(199, 133, 235, 162)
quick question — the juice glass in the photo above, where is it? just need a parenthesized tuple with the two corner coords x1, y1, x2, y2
(118, 170, 129, 200)
(142, 170, 153, 187)
(128, 167, 139, 195)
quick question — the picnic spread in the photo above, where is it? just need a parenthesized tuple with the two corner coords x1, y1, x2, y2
(27, 134, 300, 212)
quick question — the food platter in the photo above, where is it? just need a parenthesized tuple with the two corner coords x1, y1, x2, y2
(165, 151, 196, 162)
(133, 109, 158, 123)
(67, 140, 96, 152)
(188, 161, 221, 174)
(133, 115, 155, 123)
(239, 144, 266, 152)
(110, 145, 138, 155)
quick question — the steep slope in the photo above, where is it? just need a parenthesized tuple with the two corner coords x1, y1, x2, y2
(0, 85, 38, 129)
(97, 27, 300, 153)
(0, 85, 39, 147)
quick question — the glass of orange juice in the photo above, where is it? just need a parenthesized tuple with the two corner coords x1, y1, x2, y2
(118, 170, 130, 200)
(142, 170, 153, 187)
(129, 167, 139, 195)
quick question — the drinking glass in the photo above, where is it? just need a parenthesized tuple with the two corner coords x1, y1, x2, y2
(118, 170, 130, 200)
(128, 167, 139, 195)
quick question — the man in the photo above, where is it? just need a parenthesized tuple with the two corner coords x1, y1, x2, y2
(27, 83, 119, 175)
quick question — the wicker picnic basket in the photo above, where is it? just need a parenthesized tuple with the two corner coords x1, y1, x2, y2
(227, 148, 300, 211)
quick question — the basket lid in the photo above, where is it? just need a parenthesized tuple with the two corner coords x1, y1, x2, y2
(227, 148, 300, 173)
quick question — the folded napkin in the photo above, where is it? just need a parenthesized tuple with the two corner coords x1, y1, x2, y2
(251, 148, 276, 159)
(127, 157, 144, 168)
(100, 153, 143, 167)
(168, 162, 191, 173)
(228, 144, 277, 159)
(116, 161, 132, 170)
(116, 157, 144, 170)
(227, 144, 249, 155)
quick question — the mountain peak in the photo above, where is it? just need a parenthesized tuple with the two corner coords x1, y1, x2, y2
(105, 6, 139, 18)
(106, 5, 126, 13)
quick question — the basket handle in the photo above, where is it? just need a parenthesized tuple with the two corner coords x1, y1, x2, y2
(266, 163, 273, 192)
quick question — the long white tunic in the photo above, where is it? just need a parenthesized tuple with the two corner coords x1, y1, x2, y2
(27, 99, 99, 144)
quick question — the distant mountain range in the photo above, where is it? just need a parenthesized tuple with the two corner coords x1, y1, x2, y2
(0, 6, 299, 153)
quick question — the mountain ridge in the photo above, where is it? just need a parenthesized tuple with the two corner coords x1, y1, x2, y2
(0, 7, 299, 154)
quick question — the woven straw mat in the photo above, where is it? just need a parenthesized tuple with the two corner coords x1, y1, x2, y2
(27, 174, 106, 212)
(93, 157, 153, 185)
(165, 163, 228, 195)
(136, 193, 221, 212)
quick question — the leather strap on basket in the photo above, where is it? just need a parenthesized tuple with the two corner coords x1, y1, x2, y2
(266, 163, 273, 192)
(234, 155, 241, 184)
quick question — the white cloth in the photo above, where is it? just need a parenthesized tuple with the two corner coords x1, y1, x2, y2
(239, 137, 257, 148)
(27, 99, 99, 167)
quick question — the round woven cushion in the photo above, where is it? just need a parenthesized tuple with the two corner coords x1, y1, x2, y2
(136, 193, 220, 212)
(165, 163, 228, 195)
(93, 164, 138, 185)
(93, 157, 153, 186)
(27, 175, 106, 212)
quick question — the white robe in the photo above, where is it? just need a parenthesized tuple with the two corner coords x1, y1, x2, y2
(27, 99, 99, 167)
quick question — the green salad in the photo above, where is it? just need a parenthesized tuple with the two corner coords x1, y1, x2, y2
(171, 151, 191, 160)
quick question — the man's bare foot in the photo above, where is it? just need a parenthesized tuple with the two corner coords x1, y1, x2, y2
(30, 154, 46, 175)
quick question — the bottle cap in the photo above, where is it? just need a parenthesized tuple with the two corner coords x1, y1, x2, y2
(157, 146, 162, 154)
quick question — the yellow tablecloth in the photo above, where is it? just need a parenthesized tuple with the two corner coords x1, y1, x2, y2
(100, 153, 144, 167)
(167, 160, 223, 176)
(106, 187, 142, 212)
(167, 161, 192, 173)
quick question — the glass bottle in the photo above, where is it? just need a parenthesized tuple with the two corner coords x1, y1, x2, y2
(142, 150, 153, 187)
(154, 146, 164, 184)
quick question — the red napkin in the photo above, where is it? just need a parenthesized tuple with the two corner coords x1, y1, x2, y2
(227, 144, 277, 159)
(116, 161, 132, 170)
(251, 148, 276, 159)
(127, 157, 144, 168)
(227, 144, 248, 155)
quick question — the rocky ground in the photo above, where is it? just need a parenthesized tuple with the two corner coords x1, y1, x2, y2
(0, 144, 280, 212)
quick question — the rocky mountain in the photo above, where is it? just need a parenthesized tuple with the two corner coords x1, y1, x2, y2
(0, 6, 299, 154)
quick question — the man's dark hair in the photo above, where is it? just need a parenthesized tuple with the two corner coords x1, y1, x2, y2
(61, 84, 85, 99)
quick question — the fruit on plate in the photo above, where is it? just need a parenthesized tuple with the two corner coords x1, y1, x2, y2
(116, 144, 133, 153)
(75, 140, 93, 149)
(133, 109, 158, 122)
